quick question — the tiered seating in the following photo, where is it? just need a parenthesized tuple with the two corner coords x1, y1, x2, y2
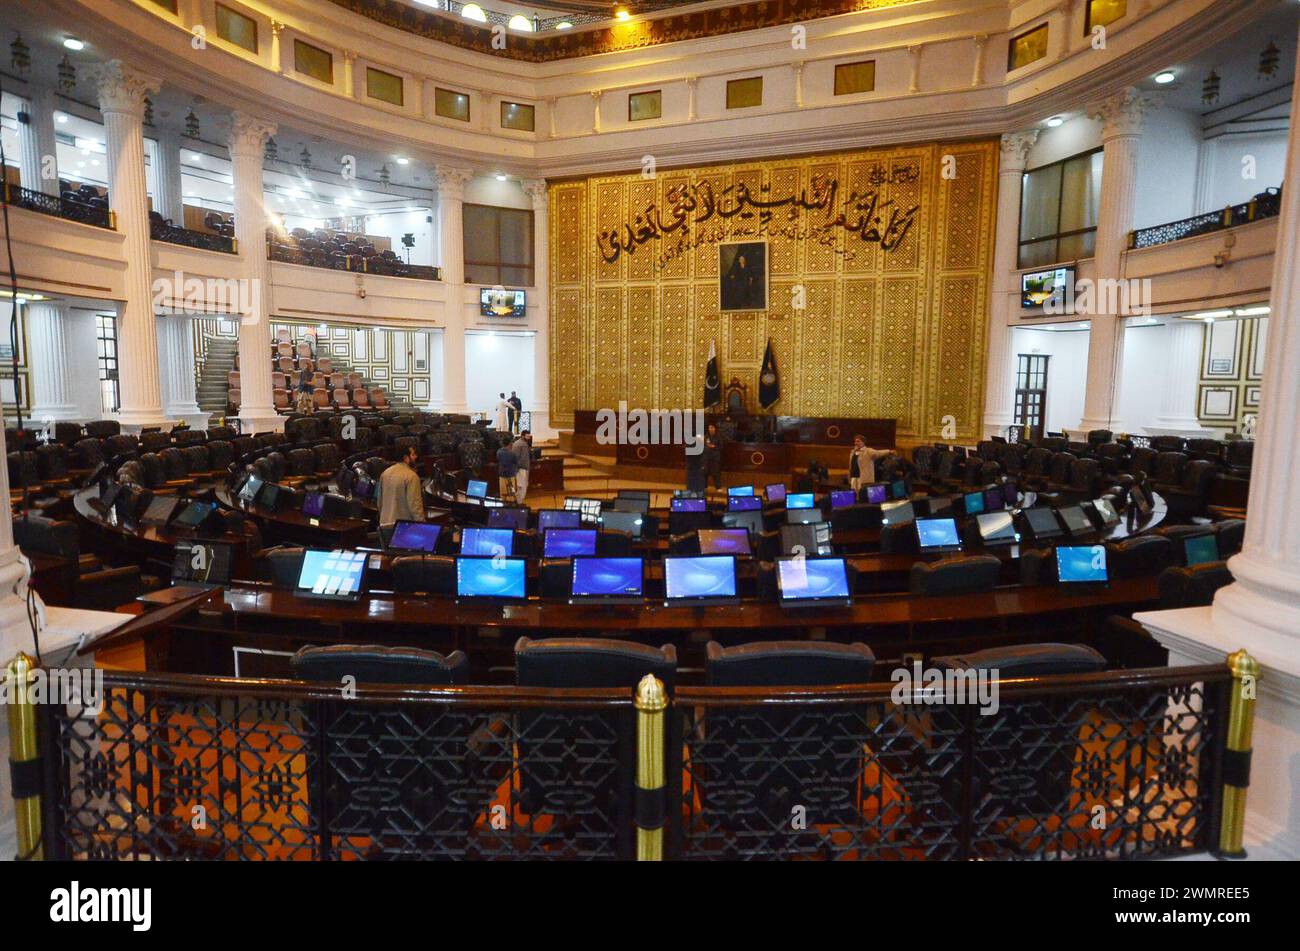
(259, 327, 391, 415)
(267, 226, 419, 277)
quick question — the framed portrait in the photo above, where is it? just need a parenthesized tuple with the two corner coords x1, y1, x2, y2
(719, 241, 768, 312)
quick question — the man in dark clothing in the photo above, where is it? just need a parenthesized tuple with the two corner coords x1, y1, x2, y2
(496, 441, 518, 501)
(507, 391, 523, 434)
(702, 423, 723, 490)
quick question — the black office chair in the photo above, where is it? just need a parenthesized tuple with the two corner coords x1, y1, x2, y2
(1157, 563, 1234, 608)
(879, 521, 919, 555)
(597, 529, 633, 556)
(390, 555, 457, 595)
(1019, 547, 1056, 586)
(1105, 535, 1176, 579)
(1214, 519, 1245, 557)
(909, 555, 1000, 596)
(265, 547, 307, 588)
(668, 511, 710, 536)
(537, 558, 571, 599)
(668, 531, 701, 556)
(291, 643, 469, 685)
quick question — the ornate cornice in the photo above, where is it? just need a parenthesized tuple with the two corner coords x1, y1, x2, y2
(999, 130, 1039, 171)
(90, 60, 160, 117)
(228, 111, 278, 159)
(436, 166, 473, 201)
(1088, 85, 1162, 139)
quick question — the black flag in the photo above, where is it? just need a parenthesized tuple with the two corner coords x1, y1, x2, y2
(703, 339, 721, 408)
(759, 339, 780, 409)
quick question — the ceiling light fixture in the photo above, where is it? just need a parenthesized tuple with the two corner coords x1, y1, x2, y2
(63, 37, 85, 51)
(615, 5, 631, 20)
(1046, 115, 1064, 127)
(496, 173, 508, 181)
(1154, 70, 1176, 84)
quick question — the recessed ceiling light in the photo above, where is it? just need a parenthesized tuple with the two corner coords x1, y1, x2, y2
(63, 37, 85, 51)
(395, 156, 410, 165)
(1154, 70, 1176, 84)
(189, 152, 202, 162)
(55, 114, 68, 124)
(496, 173, 508, 181)
(1046, 116, 1064, 127)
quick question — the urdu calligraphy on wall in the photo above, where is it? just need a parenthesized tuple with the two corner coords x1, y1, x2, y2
(597, 166, 922, 269)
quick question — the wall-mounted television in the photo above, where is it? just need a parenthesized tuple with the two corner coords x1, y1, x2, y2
(481, 287, 526, 317)
(1021, 266, 1074, 312)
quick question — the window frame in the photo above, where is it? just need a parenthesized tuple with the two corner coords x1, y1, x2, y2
(500, 100, 536, 132)
(725, 76, 764, 110)
(1007, 22, 1050, 72)
(95, 313, 120, 415)
(833, 60, 876, 96)
(365, 67, 405, 106)
(435, 87, 471, 123)
(628, 90, 663, 122)
(1085, 0, 1127, 34)
(293, 39, 334, 85)
(215, 3, 259, 54)
(1016, 146, 1103, 269)
(462, 203, 535, 288)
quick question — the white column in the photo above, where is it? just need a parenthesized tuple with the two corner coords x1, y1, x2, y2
(791, 62, 804, 109)
(155, 130, 185, 224)
(17, 87, 59, 196)
(591, 91, 602, 134)
(92, 60, 168, 433)
(270, 20, 286, 75)
(984, 130, 1038, 438)
(228, 111, 284, 434)
(157, 314, 208, 429)
(1137, 30, 1300, 861)
(26, 302, 80, 423)
(437, 166, 472, 414)
(686, 78, 697, 121)
(342, 51, 356, 98)
(523, 179, 552, 439)
(971, 35, 988, 88)
(546, 97, 557, 139)
(1078, 86, 1158, 435)
(907, 46, 923, 94)
(1152, 319, 1210, 434)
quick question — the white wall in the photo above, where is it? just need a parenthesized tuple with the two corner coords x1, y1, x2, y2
(1008, 325, 1091, 435)
(1024, 114, 1100, 171)
(1201, 131, 1289, 211)
(362, 208, 436, 266)
(1133, 107, 1202, 230)
(1117, 320, 1174, 431)
(465, 330, 535, 422)
(464, 177, 530, 211)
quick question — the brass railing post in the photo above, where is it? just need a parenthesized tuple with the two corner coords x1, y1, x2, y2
(635, 674, 667, 861)
(6, 652, 44, 860)
(1217, 649, 1259, 859)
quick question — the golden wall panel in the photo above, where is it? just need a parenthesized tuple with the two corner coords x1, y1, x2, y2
(549, 140, 998, 440)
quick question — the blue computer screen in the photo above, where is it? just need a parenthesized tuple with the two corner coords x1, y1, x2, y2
(461, 527, 514, 556)
(916, 517, 960, 550)
(664, 556, 737, 601)
(831, 490, 857, 509)
(1056, 545, 1108, 583)
(538, 509, 582, 531)
(866, 484, 888, 504)
(890, 480, 907, 500)
(543, 528, 597, 558)
(766, 484, 787, 503)
(698, 529, 751, 555)
(302, 493, 325, 517)
(786, 493, 815, 510)
(727, 495, 762, 512)
(1184, 534, 1220, 566)
(488, 508, 529, 530)
(389, 521, 442, 553)
(983, 487, 1005, 512)
(466, 479, 488, 498)
(671, 498, 707, 513)
(296, 549, 367, 598)
(456, 557, 526, 598)
(964, 491, 986, 516)
(777, 558, 850, 602)
(727, 485, 755, 497)
(571, 557, 643, 598)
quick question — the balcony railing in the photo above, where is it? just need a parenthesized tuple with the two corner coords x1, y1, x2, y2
(1129, 186, 1283, 250)
(268, 238, 441, 281)
(150, 219, 237, 254)
(4, 183, 115, 230)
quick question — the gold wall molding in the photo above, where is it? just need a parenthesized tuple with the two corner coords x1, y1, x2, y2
(549, 140, 999, 442)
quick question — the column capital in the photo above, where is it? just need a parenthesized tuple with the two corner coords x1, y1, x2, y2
(90, 60, 160, 118)
(270, 19, 285, 35)
(436, 166, 473, 201)
(342, 49, 357, 64)
(684, 75, 697, 88)
(1089, 86, 1161, 140)
(228, 111, 277, 159)
(522, 179, 548, 210)
(999, 130, 1039, 172)
(972, 33, 989, 49)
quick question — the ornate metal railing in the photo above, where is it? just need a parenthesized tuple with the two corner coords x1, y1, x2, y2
(5, 183, 115, 230)
(151, 220, 237, 254)
(21, 657, 1254, 861)
(1130, 187, 1283, 250)
(268, 240, 441, 281)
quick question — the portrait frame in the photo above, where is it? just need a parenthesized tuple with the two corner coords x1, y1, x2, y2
(719, 240, 768, 312)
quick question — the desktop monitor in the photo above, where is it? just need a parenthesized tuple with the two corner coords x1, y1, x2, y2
(387, 521, 442, 554)
(171, 541, 233, 586)
(296, 549, 369, 601)
(976, 511, 1018, 545)
(141, 495, 181, 526)
(785, 506, 823, 525)
(663, 555, 738, 606)
(619, 489, 651, 501)
(890, 479, 907, 500)
(1023, 506, 1063, 540)
(1056, 545, 1109, 584)
(671, 498, 707, 513)
(727, 485, 755, 497)
(174, 501, 218, 531)
(1058, 504, 1093, 536)
(302, 492, 325, 518)
(780, 522, 833, 557)
(864, 484, 888, 505)
(831, 489, 857, 510)
(1184, 533, 1220, 566)
(1130, 484, 1154, 518)
(1090, 498, 1121, 527)
(727, 495, 763, 512)
(1003, 481, 1020, 508)
(880, 500, 915, 526)
(570, 556, 644, 603)
(112, 485, 145, 523)
(982, 487, 1006, 512)
(258, 482, 285, 511)
(721, 509, 764, 537)
(928, 496, 954, 517)
(963, 491, 986, 517)
(611, 496, 650, 515)
(238, 474, 264, 503)
(786, 493, 815, 510)
(766, 484, 787, 504)
(776, 557, 852, 608)
(600, 509, 644, 538)
(466, 479, 489, 499)
(488, 507, 530, 531)
(538, 509, 582, 531)
(456, 556, 527, 600)
(916, 517, 962, 553)
(543, 528, 597, 558)
(698, 528, 751, 556)
(461, 527, 515, 557)
(564, 497, 604, 524)
(673, 490, 705, 500)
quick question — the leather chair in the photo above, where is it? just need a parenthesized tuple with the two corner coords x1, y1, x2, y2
(1151, 436, 1186, 454)
(1066, 457, 1101, 498)
(207, 425, 237, 442)
(390, 555, 457, 596)
(352, 390, 371, 409)
(909, 555, 1001, 596)
(265, 547, 306, 588)
(1087, 429, 1112, 446)
(370, 389, 390, 410)
(273, 388, 291, 411)
(84, 420, 121, 440)
(291, 643, 468, 685)
(182, 446, 211, 475)
(139, 431, 170, 453)
(264, 451, 288, 482)
(158, 447, 188, 481)
(36, 445, 70, 482)
(706, 640, 875, 686)
(1019, 547, 1056, 586)
(137, 453, 166, 488)
(312, 443, 341, 474)
(1214, 519, 1245, 557)
(1186, 438, 1224, 464)
(1225, 440, 1253, 475)
(231, 436, 257, 459)
(998, 442, 1027, 477)
(54, 422, 83, 446)
(1151, 451, 1189, 493)
(1128, 446, 1157, 479)
(1162, 459, 1217, 518)
(1157, 563, 1234, 608)
(1105, 534, 1177, 579)
(287, 448, 315, 478)
(1021, 447, 1052, 489)
(174, 429, 206, 448)
(72, 437, 106, 469)
(537, 558, 572, 599)
(1045, 451, 1077, 492)
(105, 434, 139, 459)
(879, 521, 919, 555)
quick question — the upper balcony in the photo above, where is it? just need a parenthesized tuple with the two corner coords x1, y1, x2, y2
(5, 183, 114, 231)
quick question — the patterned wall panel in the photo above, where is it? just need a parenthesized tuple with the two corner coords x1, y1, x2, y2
(549, 140, 999, 440)
(1197, 317, 1266, 433)
(271, 320, 432, 406)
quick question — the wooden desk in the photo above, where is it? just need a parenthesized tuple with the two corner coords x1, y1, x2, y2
(213, 487, 371, 548)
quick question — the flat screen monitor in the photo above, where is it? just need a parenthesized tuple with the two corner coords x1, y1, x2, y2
(456, 556, 526, 600)
(881, 500, 915, 526)
(488, 507, 530, 530)
(698, 528, 751, 556)
(1056, 544, 1108, 584)
(112, 485, 142, 523)
(611, 496, 650, 515)
(1184, 533, 1220, 566)
(766, 484, 787, 504)
(238, 474, 264, 503)
(721, 509, 764, 537)
(302, 492, 325, 518)
(98, 483, 123, 514)
(174, 501, 217, 530)
(353, 475, 375, 501)
(1003, 481, 1020, 507)
(480, 287, 526, 317)
(600, 509, 644, 538)
(141, 495, 181, 526)
(538, 509, 582, 531)
(171, 541, 233, 586)
(1091, 498, 1120, 527)
(296, 549, 368, 601)
(786, 493, 815, 510)
(618, 489, 651, 501)
(564, 497, 604, 523)
(727, 495, 762, 512)
(1023, 506, 1063, 540)
(780, 522, 833, 557)
(865, 484, 888, 505)
(982, 487, 1006, 512)
(259, 482, 284, 510)
(976, 511, 1018, 545)
(1021, 266, 1074, 310)
(727, 485, 755, 497)
(928, 496, 954, 517)
(387, 521, 442, 554)
(672, 497, 708, 513)
(890, 479, 907, 500)
(776, 557, 852, 607)
(570, 556, 644, 602)
(466, 479, 488, 499)
(785, 506, 823, 525)
(663, 555, 738, 606)
(1131, 484, 1153, 518)
(461, 527, 514, 557)
(1058, 504, 1093, 536)
(831, 490, 857, 509)
(963, 491, 986, 516)
(916, 517, 962, 552)
(543, 528, 597, 558)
